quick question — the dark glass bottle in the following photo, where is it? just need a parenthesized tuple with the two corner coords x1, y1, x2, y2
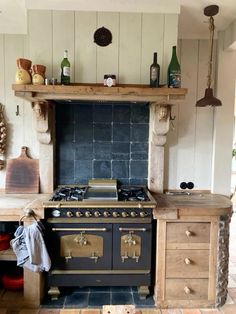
(167, 46, 181, 88)
(150, 52, 160, 87)
(61, 50, 70, 85)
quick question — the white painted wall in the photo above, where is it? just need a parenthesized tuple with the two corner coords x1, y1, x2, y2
(0, 9, 230, 196)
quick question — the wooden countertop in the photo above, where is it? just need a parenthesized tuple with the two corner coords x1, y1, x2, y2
(153, 193, 233, 219)
(0, 193, 50, 221)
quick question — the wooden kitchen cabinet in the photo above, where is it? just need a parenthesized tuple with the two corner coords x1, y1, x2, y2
(153, 193, 233, 308)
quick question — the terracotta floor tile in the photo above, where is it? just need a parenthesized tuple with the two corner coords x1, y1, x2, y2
(220, 304, 236, 314)
(39, 310, 60, 314)
(181, 310, 201, 314)
(200, 310, 221, 313)
(160, 310, 182, 314)
(18, 310, 39, 314)
(60, 310, 81, 314)
(80, 310, 100, 314)
(140, 309, 161, 314)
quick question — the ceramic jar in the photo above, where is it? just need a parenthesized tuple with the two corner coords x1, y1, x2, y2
(15, 58, 32, 84)
(32, 64, 46, 85)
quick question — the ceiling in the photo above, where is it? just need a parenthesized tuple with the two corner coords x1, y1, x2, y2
(0, 0, 236, 38)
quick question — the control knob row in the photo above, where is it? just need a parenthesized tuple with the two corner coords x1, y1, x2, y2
(65, 210, 149, 218)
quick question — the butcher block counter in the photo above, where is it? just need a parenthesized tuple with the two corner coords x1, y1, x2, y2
(0, 192, 233, 308)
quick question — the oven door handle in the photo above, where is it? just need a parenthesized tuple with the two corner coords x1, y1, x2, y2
(52, 228, 107, 232)
(118, 227, 147, 232)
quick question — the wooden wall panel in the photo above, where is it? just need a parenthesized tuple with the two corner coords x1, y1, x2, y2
(52, 11, 75, 82)
(119, 13, 142, 84)
(97, 12, 119, 84)
(75, 12, 97, 83)
(141, 14, 164, 85)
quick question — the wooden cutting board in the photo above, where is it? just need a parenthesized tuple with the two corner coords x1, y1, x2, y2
(5, 146, 39, 194)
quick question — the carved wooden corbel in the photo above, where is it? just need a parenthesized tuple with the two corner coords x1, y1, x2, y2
(32, 101, 52, 144)
(148, 103, 172, 193)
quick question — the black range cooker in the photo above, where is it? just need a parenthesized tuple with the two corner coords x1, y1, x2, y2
(43, 180, 157, 300)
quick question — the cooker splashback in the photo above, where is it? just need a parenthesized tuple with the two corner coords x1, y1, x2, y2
(55, 101, 149, 186)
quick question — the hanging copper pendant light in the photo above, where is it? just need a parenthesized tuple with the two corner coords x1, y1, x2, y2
(196, 5, 222, 107)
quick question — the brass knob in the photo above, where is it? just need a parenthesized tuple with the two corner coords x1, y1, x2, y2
(76, 211, 83, 217)
(184, 286, 191, 294)
(66, 211, 73, 217)
(113, 211, 120, 218)
(184, 258, 191, 265)
(121, 212, 129, 218)
(94, 211, 101, 217)
(85, 211, 92, 217)
(103, 211, 110, 217)
(185, 230, 192, 237)
(140, 211, 147, 218)
(131, 211, 137, 217)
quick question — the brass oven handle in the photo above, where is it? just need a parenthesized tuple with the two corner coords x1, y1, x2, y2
(52, 228, 107, 232)
(119, 228, 146, 232)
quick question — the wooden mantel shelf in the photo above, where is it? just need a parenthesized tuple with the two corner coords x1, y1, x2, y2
(12, 83, 187, 103)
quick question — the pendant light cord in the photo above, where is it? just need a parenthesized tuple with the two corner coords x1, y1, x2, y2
(207, 16, 215, 89)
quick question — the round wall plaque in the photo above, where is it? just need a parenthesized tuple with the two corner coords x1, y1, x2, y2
(94, 27, 112, 47)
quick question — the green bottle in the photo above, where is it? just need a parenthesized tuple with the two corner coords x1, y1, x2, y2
(61, 50, 70, 85)
(167, 46, 181, 88)
(150, 52, 160, 87)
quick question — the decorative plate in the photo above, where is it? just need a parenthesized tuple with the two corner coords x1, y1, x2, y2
(94, 27, 112, 47)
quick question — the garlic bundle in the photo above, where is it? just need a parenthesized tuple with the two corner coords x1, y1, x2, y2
(0, 104, 7, 161)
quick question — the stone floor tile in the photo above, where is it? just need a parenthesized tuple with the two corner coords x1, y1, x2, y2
(227, 288, 236, 300)
(140, 309, 161, 314)
(228, 276, 236, 288)
(182, 310, 201, 314)
(80, 310, 100, 314)
(220, 303, 236, 314)
(230, 274, 236, 281)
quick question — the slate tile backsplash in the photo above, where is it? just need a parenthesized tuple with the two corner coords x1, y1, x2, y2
(56, 102, 149, 185)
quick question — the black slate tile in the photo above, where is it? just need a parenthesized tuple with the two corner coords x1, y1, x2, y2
(131, 103, 149, 123)
(113, 123, 130, 142)
(111, 286, 131, 292)
(93, 160, 111, 178)
(94, 142, 112, 160)
(131, 124, 149, 142)
(112, 160, 129, 179)
(113, 104, 131, 123)
(130, 178, 147, 185)
(75, 104, 93, 124)
(57, 142, 75, 161)
(57, 160, 74, 185)
(131, 143, 148, 160)
(56, 102, 75, 123)
(94, 123, 112, 141)
(88, 292, 111, 307)
(94, 104, 112, 122)
(56, 123, 74, 142)
(112, 142, 130, 160)
(75, 143, 93, 160)
(64, 292, 89, 308)
(75, 160, 93, 182)
(111, 292, 134, 305)
(130, 161, 148, 179)
(133, 292, 155, 307)
(75, 123, 93, 143)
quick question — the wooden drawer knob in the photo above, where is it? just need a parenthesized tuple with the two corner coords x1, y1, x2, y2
(184, 286, 191, 294)
(184, 258, 191, 265)
(185, 230, 192, 237)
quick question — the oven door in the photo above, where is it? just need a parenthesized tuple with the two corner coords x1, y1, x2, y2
(47, 223, 112, 270)
(113, 223, 152, 270)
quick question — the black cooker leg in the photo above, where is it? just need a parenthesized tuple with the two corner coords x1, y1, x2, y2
(48, 286, 60, 300)
(137, 285, 149, 299)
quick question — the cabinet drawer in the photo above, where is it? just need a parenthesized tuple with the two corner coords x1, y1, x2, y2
(166, 222, 210, 245)
(165, 278, 208, 300)
(166, 250, 209, 278)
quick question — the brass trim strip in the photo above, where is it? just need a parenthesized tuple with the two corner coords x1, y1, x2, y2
(50, 270, 150, 275)
(47, 218, 151, 224)
(119, 227, 147, 232)
(52, 227, 107, 232)
(43, 202, 156, 209)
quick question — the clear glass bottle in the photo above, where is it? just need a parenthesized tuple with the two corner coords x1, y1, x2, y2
(150, 52, 160, 87)
(167, 46, 181, 88)
(61, 50, 70, 85)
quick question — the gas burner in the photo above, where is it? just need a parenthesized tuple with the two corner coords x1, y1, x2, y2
(118, 187, 150, 202)
(50, 186, 86, 201)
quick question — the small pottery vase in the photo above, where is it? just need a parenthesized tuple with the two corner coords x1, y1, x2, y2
(15, 58, 32, 84)
(32, 64, 46, 85)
